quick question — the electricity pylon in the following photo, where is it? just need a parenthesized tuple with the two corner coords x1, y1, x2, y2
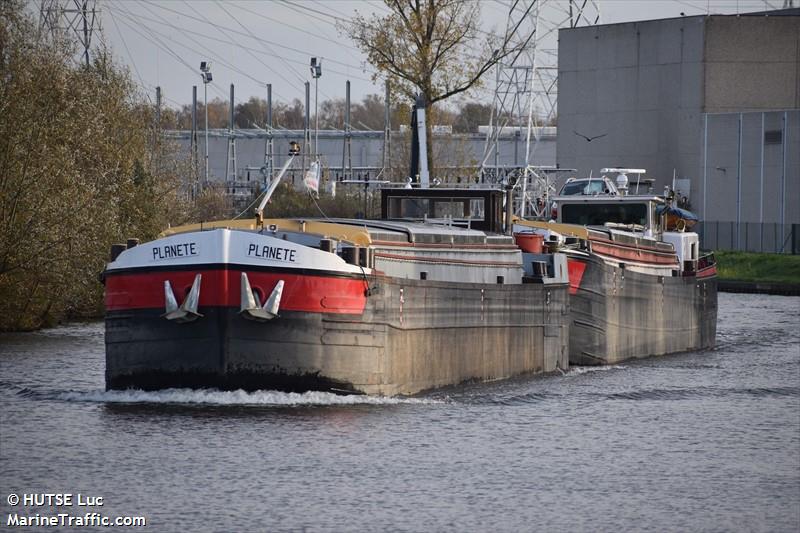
(482, 0, 600, 217)
(39, 0, 100, 67)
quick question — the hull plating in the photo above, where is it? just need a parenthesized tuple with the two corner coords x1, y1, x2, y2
(106, 275, 569, 396)
(567, 254, 717, 365)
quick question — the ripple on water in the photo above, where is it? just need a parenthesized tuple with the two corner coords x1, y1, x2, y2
(605, 386, 800, 401)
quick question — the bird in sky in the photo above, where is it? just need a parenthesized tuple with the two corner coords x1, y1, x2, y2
(573, 130, 608, 142)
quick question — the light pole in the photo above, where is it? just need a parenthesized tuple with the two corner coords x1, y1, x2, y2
(200, 61, 212, 185)
(310, 57, 322, 158)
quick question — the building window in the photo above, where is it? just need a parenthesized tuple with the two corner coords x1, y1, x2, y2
(764, 130, 782, 145)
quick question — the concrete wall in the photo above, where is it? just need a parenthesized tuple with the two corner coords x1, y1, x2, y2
(557, 13, 800, 251)
(556, 16, 706, 186)
(704, 16, 800, 113)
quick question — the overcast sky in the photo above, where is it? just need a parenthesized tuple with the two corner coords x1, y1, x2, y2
(74, 0, 787, 110)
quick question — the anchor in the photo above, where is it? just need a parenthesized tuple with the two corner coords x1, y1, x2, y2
(162, 274, 203, 323)
(240, 273, 284, 322)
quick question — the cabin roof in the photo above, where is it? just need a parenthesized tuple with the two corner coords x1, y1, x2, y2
(553, 194, 666, 204)
(325, 218, 513, 245)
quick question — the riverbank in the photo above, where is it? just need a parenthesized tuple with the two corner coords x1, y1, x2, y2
(715, 251, 800, 295)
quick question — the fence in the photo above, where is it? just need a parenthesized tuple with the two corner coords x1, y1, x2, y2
(697, 222, 799, 254)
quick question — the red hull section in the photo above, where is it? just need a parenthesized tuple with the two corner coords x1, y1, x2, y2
(105, 268, 368, 314)
(567, 259, 587, 295)
(590, 238, 679, 267)
(697, 265, 717, 278)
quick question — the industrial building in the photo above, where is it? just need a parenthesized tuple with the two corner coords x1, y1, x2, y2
(557, 9, 799, 252)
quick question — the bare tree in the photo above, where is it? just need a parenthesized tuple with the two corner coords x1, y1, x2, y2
(341, 0, 533, 172)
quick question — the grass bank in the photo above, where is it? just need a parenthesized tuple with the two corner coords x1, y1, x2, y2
(715, 251, 800, 284)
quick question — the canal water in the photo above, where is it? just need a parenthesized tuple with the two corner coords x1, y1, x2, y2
(1, 293, 798, 532)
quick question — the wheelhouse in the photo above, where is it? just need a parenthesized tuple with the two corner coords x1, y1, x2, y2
(554, 195, 665, 233)
(381, 188, 505, 233)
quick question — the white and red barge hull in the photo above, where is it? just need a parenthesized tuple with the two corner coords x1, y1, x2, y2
(104, 229, 570, 395)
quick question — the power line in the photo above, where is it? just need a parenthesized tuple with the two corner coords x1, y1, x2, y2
(230, 1, 369, 71)
(107, 8, 147, 91)
(110, 4, 372, 125)
(108, 6, 200, 78)
(213, 0, 332, 103)
(112, 3, 373, 85)
(138, 0, 366, 71)
(672, 0, 713, 13)
(231, 2, 360, 52)
(112, 1, 378, 112)
(109, 4, 242, 100)
(281, 0, 350, 24)
(182, 0, 305, 92)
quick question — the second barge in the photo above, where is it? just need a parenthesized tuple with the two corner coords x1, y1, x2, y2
(516, 169, 718, 365)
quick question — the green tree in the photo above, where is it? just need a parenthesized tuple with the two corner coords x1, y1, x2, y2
(235, 96, 267, 129)
(264, 184, 368, 219)
(454, 102, 493, 133)
(342, 0, 527, 172)
(0, 1, 189, 330)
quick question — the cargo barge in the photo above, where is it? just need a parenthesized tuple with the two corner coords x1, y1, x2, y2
(103, 185, 570, 396)
(515, 169, 717, 365)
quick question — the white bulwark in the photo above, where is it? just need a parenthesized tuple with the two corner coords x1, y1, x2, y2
(107, 229, 366, 275)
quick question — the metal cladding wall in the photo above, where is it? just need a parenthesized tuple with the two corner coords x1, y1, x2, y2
(700, 110, 799, 252)
(170, 130, 557, 186)
(557, 11, 800, 251)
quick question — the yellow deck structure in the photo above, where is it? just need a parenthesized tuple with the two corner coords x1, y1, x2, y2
(160, 218, 372, 246)
(513, 217, 589, 239)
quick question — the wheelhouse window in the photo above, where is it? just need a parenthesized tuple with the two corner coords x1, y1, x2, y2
(387, 197, 485, 221)
(561, 180, 609, 195)
(381, 188, 503, 233)
(561, 202, 648, 226)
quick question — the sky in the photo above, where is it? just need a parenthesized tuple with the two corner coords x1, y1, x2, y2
(51, 0, 791, 111)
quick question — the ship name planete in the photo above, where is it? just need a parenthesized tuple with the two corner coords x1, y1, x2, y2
(152, 242, 197, 260)
(247, 243, 297, 263)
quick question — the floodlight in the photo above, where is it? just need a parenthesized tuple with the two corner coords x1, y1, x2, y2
(310, 57, 322, 78)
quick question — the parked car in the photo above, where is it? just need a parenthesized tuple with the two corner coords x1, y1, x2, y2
(558, 176, 620, 196)
(551, 176, 620, 219)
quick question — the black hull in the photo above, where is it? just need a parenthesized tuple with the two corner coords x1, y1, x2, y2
(106, 277, 569, 395)
(569, 255, 717, 365)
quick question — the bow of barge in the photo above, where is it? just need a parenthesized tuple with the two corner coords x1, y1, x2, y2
(104, 188, 570, 395)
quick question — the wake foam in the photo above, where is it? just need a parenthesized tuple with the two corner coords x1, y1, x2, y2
(55, 388, 441, 406)
(564, 365, 626, 377)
